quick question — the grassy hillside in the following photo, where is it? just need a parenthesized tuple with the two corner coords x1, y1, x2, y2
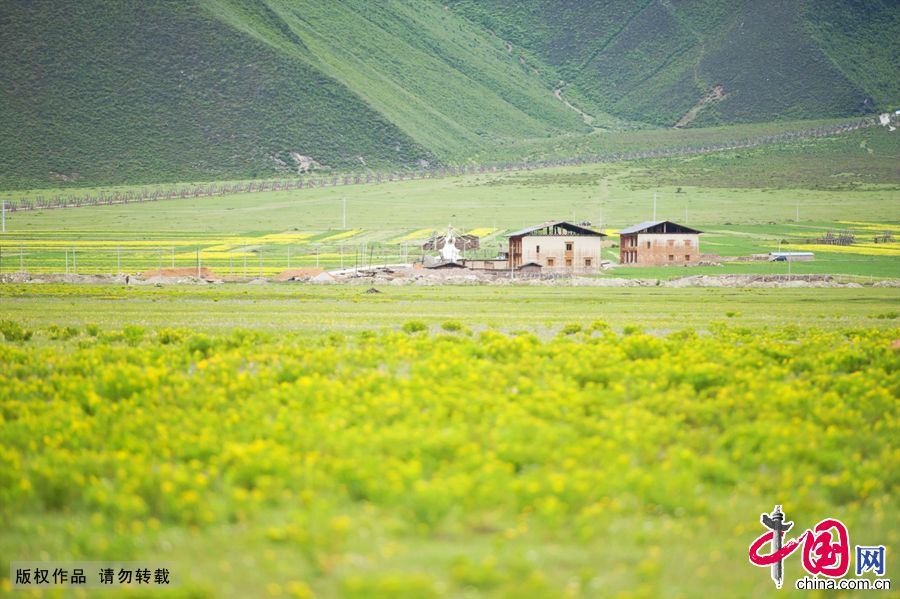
(447, 0, 900, 127)
(0, 1, 437, 189)
(0, 0, 592, 190)
(1, 0, 896, 189)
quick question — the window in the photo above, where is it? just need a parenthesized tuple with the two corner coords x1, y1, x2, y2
(547, 257, 555, 266)
(565, 258, 573, 267)
(565, 242, 573, 252)
(685, 239, 692, 247)
(685, 255, 691, 261)
(668, 255, 674, 261)
(584, 257, 592, 267)
(536, 245, 541, 253)
(646, 241, 651, 249)
(667, 239, 675, 247)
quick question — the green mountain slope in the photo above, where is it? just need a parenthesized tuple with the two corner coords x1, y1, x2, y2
(0, 1, 434, 188)
(447, 0, 900, 127)
(200, 0, 597, 158)
(0, 0, 896, 189)
(0, 0, 596, 189)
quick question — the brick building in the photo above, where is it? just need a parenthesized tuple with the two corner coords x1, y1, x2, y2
(618, 221, 701, 266)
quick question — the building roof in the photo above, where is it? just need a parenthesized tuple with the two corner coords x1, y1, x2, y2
(618, 220, 702, 235)
(507, 221, 606, 238)
(770, 251, 814, 256)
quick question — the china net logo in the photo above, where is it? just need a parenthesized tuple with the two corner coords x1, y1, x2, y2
(748, 505, 890, 591)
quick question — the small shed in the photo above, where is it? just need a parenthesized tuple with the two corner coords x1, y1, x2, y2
(425, 260, 467, 269)
(517, 262, 543, 274)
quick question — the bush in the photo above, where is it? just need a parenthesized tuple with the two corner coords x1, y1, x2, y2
(158, 328, 185, 345)
(0, 320, 33, 342)
(47, 325, 79, 340)
(123, 325, 145, 346)
(561, 323, 582, 335)
(441, 320, 463, 332)
(402, 321, 428, 334)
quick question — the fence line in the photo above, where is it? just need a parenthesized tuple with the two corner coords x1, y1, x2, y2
(2, 117, 885, 213)
(0, 242, 505, 276)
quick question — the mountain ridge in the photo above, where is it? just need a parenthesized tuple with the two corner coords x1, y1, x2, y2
(0, 0, 896, 189)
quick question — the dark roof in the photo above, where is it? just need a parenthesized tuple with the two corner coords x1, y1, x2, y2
(507, 221, 606, 238)
(618, 220, 702, 235)
(517, 261, 543, 269)
(425, 261, 467, 269)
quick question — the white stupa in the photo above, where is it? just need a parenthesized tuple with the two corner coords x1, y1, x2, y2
(440, 225, 461, 262)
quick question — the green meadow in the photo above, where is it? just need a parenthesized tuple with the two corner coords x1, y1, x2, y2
(2, 125, 898, 279)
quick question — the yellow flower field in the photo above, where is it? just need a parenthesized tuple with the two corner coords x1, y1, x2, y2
(838, 221, 900, 234)
(318, 229, 363, 242)
(391, 228, 436, 243)
(780, 242, 900, 256)
(1, 320, 897, 597)
(466, 228, 497, 237)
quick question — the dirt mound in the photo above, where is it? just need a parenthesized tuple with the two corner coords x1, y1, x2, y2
(664, 274, 840, 288)
(273, 268, 324, 282)
(141, 267, 220, 280)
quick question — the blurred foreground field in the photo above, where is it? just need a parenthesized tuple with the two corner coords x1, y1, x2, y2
(1, 285, 898, 598)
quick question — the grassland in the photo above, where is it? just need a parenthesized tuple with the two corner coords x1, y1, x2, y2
(3, 284, 899, 334)
(2, 127, 898, 278)
(1, 285, 898, 598)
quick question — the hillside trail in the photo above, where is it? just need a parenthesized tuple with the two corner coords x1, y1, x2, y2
(554, 83, 595, 126)
(674, 85, 727, 128)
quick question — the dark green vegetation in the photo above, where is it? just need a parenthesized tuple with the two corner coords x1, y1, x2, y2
(2, 0, 898, 189)
(448, 0, 900, 126)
